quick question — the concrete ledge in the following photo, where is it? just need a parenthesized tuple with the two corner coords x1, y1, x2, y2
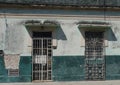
(1, 80, 120, 85)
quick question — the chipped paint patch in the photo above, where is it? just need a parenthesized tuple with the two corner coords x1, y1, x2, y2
(4, 54, 20, 69)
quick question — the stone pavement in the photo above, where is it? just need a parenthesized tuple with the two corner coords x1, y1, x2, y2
(0, 80, 120, 85)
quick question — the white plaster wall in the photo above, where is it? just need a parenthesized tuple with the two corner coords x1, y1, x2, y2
(4, 19, 24, 54)
(106, 21, 120, 55)
(0, 15, 120, 56)
(0, 18, 6, 50)
(53, 21, 84, 56)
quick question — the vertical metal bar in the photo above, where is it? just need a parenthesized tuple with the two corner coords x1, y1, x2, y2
(38, 39, 40, 80)
(51, 38, 52, 80)
(43, 38, 44, 80)
(35, 39, 36, 80)
(103, 32, 105, 80)
(40, 38, 43, 80)
(47, 39, 48, 80)
(41, 38, 43, 81)
(32, 39, 33, 81)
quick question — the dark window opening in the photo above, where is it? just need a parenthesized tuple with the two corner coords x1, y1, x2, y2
(85, 31, 105, 80)
(8, 69, 19, 77)
(33, 32, 52, 38)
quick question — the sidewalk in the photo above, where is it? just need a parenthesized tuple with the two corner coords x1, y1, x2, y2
(0, 80, 120, 85)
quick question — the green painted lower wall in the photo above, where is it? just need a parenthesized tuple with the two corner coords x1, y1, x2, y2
(0, 56, 32, 82)
(52, 55, 120, 81)
(52, 56, 85, 81)
(106, 56, 120, 80)
(0, 55, 120, 82)
(0, 56, 8, 82)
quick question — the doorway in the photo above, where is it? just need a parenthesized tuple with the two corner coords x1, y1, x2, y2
(32, 32, 52, 81)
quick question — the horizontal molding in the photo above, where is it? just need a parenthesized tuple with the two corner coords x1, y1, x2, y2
(0, 3, 120, 11)
(0, 14, 120, 20)
(53, 55, 84, 57)
(53, 55, 120, 57)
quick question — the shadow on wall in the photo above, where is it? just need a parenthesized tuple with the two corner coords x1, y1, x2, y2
(108, 28, 117, 41)
(55, 26, 67, 40)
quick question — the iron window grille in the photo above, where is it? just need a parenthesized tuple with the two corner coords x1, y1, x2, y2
(8, 69, 19, 77)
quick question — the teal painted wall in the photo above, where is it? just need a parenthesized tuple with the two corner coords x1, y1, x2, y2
(0, 56, 8, 82)
(0, 8, 120, 16)
(0, 56, 32, 82)
(52, 56, 120, 81)
(106, 56, 120, 80)
(52, 56, 85, 81)
(0, 55, 120, 82)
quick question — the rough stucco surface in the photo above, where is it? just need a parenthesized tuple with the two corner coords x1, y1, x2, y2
(0, 56, 32, 82)
(52, 56, 85, 81)
(0, 8, 119, 82)
(0, 9, 119, 57)
(4, 19, 24, 54)
(0, 19, 6, 50)
(0, 17, 119, 56)
(4, 54, 20, 69)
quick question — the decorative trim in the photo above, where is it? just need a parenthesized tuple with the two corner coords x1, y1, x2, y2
(77, 21, 111, 29)
(25, 20, 60, 27)
(77, 21, 110, 25)
(77, 21, 110, 47)
(0, 2, 120, 10)
(0, 14, 120, 21)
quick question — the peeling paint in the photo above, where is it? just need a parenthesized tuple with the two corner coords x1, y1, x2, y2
(4, 54, 20, 69)
(112, 42, 120, 49)
(0, 13, 119, 56)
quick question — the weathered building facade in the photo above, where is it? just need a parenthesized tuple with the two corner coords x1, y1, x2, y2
(0, 0, 120, 82)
